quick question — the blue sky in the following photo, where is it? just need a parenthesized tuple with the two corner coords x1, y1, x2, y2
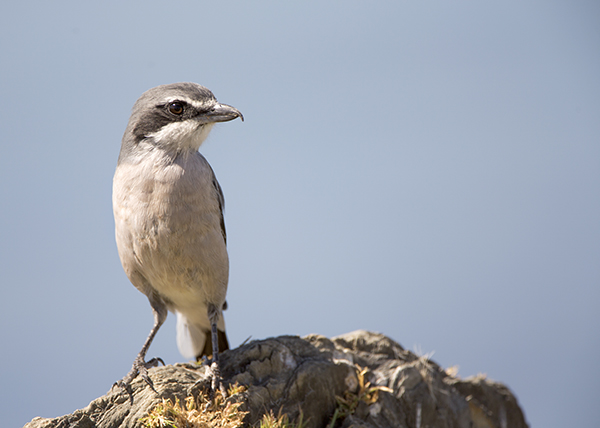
(1, 2, 599, 427)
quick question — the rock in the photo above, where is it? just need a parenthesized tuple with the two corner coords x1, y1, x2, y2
(23, 330, 529, 428)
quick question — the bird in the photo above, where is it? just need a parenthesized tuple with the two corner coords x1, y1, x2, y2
(112, 82, 243, 398)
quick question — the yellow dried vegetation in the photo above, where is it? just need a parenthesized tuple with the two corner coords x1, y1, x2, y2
(328, 365, 392, 428)
(141, 383, 306, 428)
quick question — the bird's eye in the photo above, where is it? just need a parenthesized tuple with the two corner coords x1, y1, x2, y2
(168, 102, 184, 115)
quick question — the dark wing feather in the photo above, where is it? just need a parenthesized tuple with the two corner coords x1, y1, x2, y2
(209, 165, 227, 245)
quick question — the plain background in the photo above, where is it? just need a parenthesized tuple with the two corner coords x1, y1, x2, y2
(1, 1, 598, 427)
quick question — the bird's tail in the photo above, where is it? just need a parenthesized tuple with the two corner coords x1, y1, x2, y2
(176, 311, 229, 360)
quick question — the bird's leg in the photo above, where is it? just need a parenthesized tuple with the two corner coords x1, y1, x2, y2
(207, 303, 227, 397)
(113, 298, 167, 402)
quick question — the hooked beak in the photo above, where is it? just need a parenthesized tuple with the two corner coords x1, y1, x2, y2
(199, 102, 244, 124)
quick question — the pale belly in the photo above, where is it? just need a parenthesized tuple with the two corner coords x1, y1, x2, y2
(113, 152, 229, 314)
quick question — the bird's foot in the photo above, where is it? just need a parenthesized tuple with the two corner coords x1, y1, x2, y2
(190, 359, 227, 402)
(209, 360, 228, 398)
(113, 356, 165, 403)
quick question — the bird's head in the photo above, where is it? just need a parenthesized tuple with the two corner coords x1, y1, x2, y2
(119, 82, 243, 162)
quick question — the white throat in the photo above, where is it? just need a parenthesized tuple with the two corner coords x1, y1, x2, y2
(147, 120, 215, 152)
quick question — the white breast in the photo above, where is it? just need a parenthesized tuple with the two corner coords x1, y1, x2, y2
(113, 147, 228, 314)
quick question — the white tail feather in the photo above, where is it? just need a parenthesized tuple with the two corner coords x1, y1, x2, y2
(176, 312, 207, 360)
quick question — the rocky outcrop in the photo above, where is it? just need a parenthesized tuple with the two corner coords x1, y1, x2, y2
(24, 330, 528, 428)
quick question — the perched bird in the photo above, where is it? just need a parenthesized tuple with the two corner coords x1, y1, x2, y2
(112, 82, 242, 396)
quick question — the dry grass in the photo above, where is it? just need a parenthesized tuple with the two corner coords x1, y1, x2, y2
(140, 384, 248, 428)
(141, 383, 306, 428)
(327, 365, 392, 428)
(256, 409, 306, 428)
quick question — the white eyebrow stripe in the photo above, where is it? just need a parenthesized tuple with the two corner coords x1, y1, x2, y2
(164, 96, 212, 110)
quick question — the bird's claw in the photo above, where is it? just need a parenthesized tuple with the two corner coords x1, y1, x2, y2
(209, 361, 227, 398)
(112, 356, 165, 403)
(189, 361, 227, 402)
